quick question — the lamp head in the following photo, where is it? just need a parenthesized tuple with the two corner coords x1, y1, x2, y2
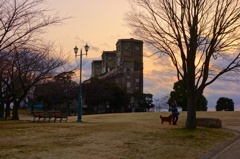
(74, 46, 78, 56)
(84, 44, 89, 55)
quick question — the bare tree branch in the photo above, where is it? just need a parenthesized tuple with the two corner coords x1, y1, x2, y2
(0, 0, 69, 53)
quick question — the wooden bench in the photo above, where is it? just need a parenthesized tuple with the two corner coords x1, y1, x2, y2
(47, 111, 68, 122)
(33, 111, 47, 122)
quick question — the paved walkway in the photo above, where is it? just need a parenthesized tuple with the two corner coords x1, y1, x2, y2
(199, 126, 240, 159)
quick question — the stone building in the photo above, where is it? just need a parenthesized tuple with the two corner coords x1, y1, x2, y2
(89, 38, 144, 108)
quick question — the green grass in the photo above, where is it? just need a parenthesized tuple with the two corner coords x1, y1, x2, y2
(0, 111, 237, 159)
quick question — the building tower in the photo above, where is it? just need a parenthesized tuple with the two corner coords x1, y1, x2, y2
(88, 38, 143, 108)
(115, 38, 143, 94)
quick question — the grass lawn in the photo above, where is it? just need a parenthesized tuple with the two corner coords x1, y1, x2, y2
(0, 110, 238, 159)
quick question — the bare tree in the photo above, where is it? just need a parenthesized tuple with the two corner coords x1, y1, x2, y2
(125, 0, 240, 128)
(0, 0, 69, 119)
(0, 47, 67, 120)
(159, 95, 170, 110)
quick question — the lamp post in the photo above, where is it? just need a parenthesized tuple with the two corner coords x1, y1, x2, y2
(74, 44, 89, 122)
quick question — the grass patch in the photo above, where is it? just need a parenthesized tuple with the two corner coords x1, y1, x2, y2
(0, 111, 237, 159)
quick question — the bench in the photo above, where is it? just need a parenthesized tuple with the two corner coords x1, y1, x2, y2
(47, 111, 68, 122)
(33, 111, 47, 121)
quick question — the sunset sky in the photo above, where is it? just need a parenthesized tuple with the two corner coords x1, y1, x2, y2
(45, 0, 240, 111)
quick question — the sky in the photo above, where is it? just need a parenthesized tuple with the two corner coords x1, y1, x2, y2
(44, 0, 240, 111)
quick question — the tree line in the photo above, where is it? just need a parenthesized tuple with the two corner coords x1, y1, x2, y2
(33, 76, 154, 114)
(166, 80, 234, 111)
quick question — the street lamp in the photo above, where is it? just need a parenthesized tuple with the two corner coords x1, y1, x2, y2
(74, 44, 89, 122)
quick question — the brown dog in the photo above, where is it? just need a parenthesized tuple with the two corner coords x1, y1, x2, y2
(160, 114, 172, 125)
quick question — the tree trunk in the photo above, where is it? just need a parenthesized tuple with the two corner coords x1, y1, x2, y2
(185, 89, 203, 129)
(0, 87, 4, 118)
(0, 100, 4, 118)
(5, 103, 11, 119)
(186, 98, 196, 129)
(12, 101, 19, 120)
(31, 105, 34, 114)
(185, 70, 197, 129)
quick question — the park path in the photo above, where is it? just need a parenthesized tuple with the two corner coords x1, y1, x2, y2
(199, 126, 240, 159)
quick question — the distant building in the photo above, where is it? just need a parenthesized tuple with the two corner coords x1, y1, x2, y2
(86, 38, 144, 108)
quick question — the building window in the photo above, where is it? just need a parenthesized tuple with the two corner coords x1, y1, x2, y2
(117, 57, 120, 66)
(127, 82, 131, 88)
(126, 68, 131, 74)
(136, 78, 139, 82)
(135, 82, 139, 89)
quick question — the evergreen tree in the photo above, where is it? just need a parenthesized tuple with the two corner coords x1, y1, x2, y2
(168, 80, 208, 111)
(216, 97, 234, 111)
